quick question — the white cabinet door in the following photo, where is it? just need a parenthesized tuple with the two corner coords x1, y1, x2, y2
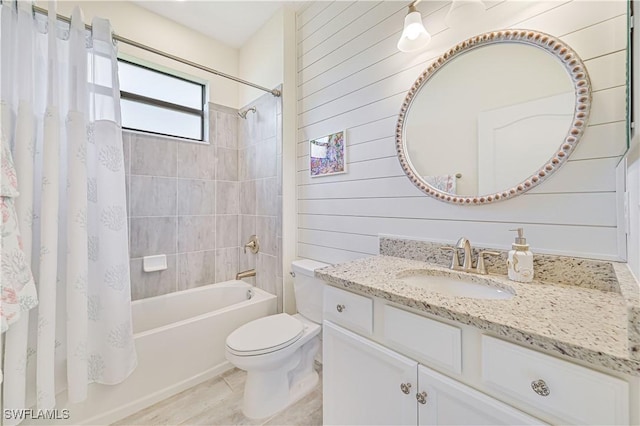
(418, 365, 544, 425)
(323, 321, 418, 426)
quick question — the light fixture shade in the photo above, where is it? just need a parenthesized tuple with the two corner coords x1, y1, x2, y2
(445, 0, 486, 28)
(397, 11, 431, 53)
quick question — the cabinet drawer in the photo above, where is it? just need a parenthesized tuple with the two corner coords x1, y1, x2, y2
(323, 286, 373, 335)
(482, 335, 628, 425)
(383, 305, 461, 374)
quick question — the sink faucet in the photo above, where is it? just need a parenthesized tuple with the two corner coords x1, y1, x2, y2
(441, 237, 501, 275)
(456, 237, 473, 271)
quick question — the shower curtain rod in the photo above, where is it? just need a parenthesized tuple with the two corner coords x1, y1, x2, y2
(26, 4, 282, 97)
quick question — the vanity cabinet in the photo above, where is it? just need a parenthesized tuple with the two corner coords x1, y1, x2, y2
(323, 321, 541, 426)
(323, 285, 631, 425)
(323, 285, 373, 335)
(323, 321, 417, 425)
(417, 365, 541, 425)
(482, 335, 629, 425)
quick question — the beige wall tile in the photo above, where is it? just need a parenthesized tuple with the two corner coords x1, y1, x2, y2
(178, 179, 216, 215)
(216, 111, 238, 149)
(177, 216, 216, 253)
(256, 177, 277, 216)
(256, 216, 277, 256)
(130, 133, 177, 177)
(216, 181, 239, 214)
(177, 250, 217, 290)
(216, 215, 239, 249)
(256, 137, 277, 179)
(130, 217, 176, 258)
(239, 181, 256, 215)
(177, 141, 215, 180)
(217, 148, 239, 181)
(130, 255, 177, 300)
(130, 176, 177, 217)
(216, 248, 239, 282)
(257, 253, 277, 295)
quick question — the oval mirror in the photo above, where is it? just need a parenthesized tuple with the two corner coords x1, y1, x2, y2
(397, 30, 591, 204)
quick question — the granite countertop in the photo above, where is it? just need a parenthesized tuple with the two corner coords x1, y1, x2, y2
(316, 255, 640, 376)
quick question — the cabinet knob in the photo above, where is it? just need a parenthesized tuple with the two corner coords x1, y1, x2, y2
(531, 379, 550, 396)
(336, 304, 345, 313)
(400, 383, 412, 394)
(416, 391, 428, 405)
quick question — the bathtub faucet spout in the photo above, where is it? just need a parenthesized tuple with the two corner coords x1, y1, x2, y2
(236, 269, 256, 280)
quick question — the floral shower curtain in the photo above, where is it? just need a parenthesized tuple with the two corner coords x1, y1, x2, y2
(1, 1, 136, 422)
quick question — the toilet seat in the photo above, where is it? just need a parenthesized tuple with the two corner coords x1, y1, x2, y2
(226, 313, 304, 356)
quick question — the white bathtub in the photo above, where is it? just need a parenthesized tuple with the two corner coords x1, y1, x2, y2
(37, 280, 276, 425)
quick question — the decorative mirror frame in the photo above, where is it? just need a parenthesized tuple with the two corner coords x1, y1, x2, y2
(396, 29, 591, 205)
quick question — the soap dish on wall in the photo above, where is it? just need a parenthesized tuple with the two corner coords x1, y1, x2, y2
(143, 255, 167, 272)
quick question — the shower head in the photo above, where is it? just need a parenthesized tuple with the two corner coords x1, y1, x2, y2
(238, 106, 257, 119)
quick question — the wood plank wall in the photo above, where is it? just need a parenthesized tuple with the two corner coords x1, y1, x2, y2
(296, 0, 628, 264)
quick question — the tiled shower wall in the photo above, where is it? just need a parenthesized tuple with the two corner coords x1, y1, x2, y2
(238, 89, 284, 311)
(124, 104, 241, 300)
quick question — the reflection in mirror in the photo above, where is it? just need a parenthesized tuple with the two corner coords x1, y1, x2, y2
(397, 30, 591, 204)
(406, 43, 573, 196)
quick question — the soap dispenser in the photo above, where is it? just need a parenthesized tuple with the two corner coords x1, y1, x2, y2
(507, 228, 533, 283)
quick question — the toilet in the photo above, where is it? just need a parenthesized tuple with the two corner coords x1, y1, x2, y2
(225, 259, 329, 419)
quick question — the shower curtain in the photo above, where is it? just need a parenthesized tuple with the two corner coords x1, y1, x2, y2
(1, 1, 136, 422)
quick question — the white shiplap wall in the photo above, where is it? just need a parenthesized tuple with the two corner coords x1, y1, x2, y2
(296, 0, 628, 264)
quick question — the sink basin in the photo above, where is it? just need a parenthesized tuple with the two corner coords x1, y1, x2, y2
(397, 273, 515, 300)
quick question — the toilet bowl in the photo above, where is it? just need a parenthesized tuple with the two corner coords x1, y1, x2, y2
(225, 259, 328, 419)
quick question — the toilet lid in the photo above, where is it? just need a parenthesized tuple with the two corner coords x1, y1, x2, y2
(226, 313, 304, 355)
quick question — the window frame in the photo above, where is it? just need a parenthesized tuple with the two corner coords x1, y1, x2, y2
(118, 58, 206, 142)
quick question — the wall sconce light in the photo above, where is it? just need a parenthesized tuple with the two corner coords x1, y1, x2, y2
(445, 0, 487, 28)
(397, 1, 431, 53)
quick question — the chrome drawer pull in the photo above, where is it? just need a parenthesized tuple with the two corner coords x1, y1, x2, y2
(416, 391, 427, 404)
(400, 383, 411, 394)
(336, 304, 346, 313)
(531, 379, 550, 396)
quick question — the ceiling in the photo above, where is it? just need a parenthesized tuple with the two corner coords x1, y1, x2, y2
(132, 1, 289, 48)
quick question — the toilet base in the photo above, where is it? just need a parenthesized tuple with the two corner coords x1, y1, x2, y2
(288, 368, 319, 407)
(243, 368, 319, 420)
(241, 336, 320, 419)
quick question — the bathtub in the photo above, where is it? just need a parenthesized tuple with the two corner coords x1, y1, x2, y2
(36, 280, 276, 425)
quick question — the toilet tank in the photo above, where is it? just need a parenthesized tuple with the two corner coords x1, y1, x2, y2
(292, 259, 330, 324)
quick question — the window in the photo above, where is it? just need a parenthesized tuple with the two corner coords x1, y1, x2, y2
(118, 59, 206, 141)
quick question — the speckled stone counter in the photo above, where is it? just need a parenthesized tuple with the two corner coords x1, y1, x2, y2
(316, 255, 640, 376)
(379, 236, 620, 292)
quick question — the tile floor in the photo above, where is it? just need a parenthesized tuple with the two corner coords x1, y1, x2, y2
(113, 366, 322, 426)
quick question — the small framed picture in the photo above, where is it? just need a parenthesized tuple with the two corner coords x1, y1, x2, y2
(309, 130, 346, 177)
